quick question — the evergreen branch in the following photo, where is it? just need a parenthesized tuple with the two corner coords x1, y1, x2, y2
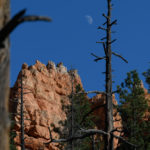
(112, 52, 128, 63)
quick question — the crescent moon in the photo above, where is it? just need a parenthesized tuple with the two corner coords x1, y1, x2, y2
(85, 15, 93, 24)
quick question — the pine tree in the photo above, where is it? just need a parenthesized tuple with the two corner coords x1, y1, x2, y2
(70, 84, 95, 150)
(51, 83, 97, 150)
(117, 70, 150, 150)
(143, 68, 150, 92)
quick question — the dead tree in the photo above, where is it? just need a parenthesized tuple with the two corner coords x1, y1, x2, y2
(0, 1, 11, 150)
(0, 2, 51, 149)
(9, 70, 36, 149)
(45, 1, 137, 150)
(91, 0, 127, 149)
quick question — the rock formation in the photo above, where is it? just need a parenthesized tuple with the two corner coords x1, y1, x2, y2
(90, 94, 122, 149)
(9, 60, 121, 150)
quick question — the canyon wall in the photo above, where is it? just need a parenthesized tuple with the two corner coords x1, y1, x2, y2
(10, 60, 121, 150)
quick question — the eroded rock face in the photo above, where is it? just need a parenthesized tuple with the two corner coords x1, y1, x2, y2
(9, 60, 121, 150)
(10, 61, 81, 150)
(90, 94, 122, 149)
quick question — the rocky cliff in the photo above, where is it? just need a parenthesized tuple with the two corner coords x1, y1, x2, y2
(9, 60, 121, 150)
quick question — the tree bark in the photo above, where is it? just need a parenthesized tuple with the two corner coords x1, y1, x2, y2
(105, 0, 113, 150)
(0, 0, 10, 150)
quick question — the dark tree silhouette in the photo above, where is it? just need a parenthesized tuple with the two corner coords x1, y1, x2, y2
(42, 1, 138, 150)
(0, 1, 51, 149)
(91, 0, 127, 149)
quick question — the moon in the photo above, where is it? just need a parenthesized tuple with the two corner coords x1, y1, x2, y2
(85, 15, 93, 24)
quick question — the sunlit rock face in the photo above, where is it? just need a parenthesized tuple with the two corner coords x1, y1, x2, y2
(90, 94, 122, 149)
(10, 60, 81, 150)
(9, 60, 122, 150)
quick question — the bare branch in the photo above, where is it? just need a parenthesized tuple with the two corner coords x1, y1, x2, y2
(96, 41, 105, 44)
(112, 52, 128, 63)
(91, 53, 106, 62)
(74, 90, 106, 95)
(102, 71, 106, 74)
(101, 37, 107, 41)
(110, 19, 117, 26)
(0, 9, 51, 43)
(97, 26, 107, 31)
(80, 128, 108, 136)
(45, 126, 138, 149)
(49, 127, 53, 139)
(102, 13, 108, 19)
(103, 21, 107, 26)
(19, 16, 51, 23)
(109, 39, 117, 44)
(112, 134, 138, 148)
(45, 128, 108, 144)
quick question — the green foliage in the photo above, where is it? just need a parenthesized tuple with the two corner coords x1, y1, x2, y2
(51, 84, 97, 150)
(117, 70, 150, 150)
(71, 84, 95, 150)
(143, 69, 150, 92)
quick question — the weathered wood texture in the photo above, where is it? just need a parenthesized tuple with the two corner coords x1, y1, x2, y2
(105, 0, 113, 149)
(0, 0, 10, 150)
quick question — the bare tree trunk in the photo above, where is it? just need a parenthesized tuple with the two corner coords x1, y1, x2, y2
(105, 0, 113, 149)
(0, 0, 10, 150)
(0, 2, 50, 149)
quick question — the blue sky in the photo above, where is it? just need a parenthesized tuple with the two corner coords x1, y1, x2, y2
(10, 0, 150, 97)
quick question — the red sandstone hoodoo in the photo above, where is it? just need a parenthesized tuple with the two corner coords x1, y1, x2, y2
(10, 60, 122, 150)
